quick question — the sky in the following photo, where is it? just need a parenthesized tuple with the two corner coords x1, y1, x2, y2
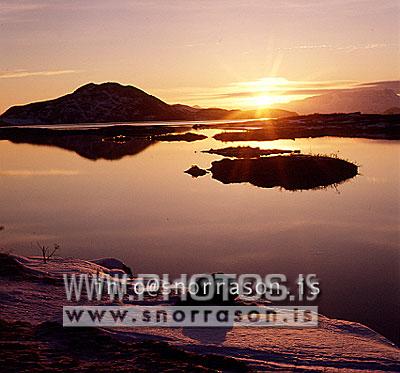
(0, 0, 399, 113)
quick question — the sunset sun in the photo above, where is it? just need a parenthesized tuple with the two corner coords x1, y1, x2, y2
(251, 94, 285, 107)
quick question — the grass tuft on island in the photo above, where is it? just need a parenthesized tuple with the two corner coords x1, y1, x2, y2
(209, 154, 358, 190)
(202, 146, 300, 158)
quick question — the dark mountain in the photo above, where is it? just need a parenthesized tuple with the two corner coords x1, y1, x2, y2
(383, 107, 400, 115)
(0, 82, 296, 125)
(276, 88, 400, 115)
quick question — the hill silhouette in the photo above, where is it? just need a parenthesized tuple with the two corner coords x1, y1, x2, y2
(0, 82, 296, 125)
(276, 88, 400, 114)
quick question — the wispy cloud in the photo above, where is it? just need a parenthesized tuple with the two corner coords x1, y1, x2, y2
(171, 78, 400, 109)
(0, 169, 80, 177)
(0, 1, 48, 14)
(0, 69, 81, 79)
(277, 43, 396, 52)
(356, 80, 400, 91)
(0, 0, 51, 22)
(185, 78, 356, 100)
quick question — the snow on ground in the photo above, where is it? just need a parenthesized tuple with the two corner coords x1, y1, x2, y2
(1, 253, 399, 371)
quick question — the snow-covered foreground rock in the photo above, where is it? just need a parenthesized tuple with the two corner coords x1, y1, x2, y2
(1, 253, 399, 371)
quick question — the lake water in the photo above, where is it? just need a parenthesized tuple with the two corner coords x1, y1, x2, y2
(0, 129, 399, 343)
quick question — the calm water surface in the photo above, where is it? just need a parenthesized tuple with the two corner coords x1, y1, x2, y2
(0, 130, 399, 343)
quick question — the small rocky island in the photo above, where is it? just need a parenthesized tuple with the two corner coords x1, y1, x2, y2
(209, 155, 358, 190)
(184, 165, 208, 177)
(202, 146, 300, 158)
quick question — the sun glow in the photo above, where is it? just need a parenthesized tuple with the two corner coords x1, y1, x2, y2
(238, 77, 292, 108)
(169, 77, 361, 110)
(251, 95, 285, 107)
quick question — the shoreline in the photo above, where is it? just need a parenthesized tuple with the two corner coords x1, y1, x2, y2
(1, 253, 399, 371)
(1, 113, 399, 145)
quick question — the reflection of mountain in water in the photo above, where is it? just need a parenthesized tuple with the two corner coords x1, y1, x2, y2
(1, 132, 155, 160)
(0, 125, 203, 160)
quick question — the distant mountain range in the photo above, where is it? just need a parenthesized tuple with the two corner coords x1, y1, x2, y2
(276, 88, 400, 115)
(0, 82, 296, 125)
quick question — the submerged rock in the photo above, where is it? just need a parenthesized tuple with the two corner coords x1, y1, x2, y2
(184, 165, 208, 177)
(209, 155, 358, 190)
(184, 273, 238, 305)
(90, 257, 132, 275)
(203, 146, 300, 158)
